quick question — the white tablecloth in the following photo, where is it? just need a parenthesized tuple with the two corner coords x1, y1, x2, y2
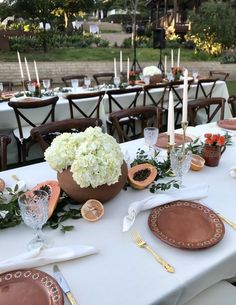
(0, 122, 235, 305)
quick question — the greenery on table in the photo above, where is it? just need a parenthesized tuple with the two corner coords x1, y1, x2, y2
(130, 149, 180, 193)
(0, 185, 82, 232)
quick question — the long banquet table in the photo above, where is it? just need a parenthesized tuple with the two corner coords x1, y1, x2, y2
(0, 121, 236, 305)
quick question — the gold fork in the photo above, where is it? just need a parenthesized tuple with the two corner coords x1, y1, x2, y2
(131, 229, 175, 273)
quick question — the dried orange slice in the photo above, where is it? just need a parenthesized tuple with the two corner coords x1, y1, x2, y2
(0, 178, 5, 192)
(81, 199, 104, 222)
(191, 154, 205, 171)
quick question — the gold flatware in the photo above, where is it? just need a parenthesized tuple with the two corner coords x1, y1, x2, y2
(130, 229, 175, 273)
(218, 213, 236, 230)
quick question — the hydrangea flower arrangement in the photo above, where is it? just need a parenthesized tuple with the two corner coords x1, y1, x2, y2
(143, 66, 162, 77)
(44, 127, 124, 188)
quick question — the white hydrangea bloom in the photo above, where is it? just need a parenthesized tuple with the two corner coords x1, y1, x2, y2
(143, 66, 162, 76)
(44, 127, 124, 188)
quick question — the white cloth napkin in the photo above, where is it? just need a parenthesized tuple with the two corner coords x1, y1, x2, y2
(0, 245, 98, 273)
(123, 183, 209, 232)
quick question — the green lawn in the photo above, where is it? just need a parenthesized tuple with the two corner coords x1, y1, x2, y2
(227, 81, 236, 95)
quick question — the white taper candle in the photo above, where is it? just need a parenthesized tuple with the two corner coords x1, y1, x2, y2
(168, 91, 175, 145)
(120, 51, 123, 73)
(17, 51, 24, 79)
(24, 57, 31, 81)
(34, 60, 40, 85)
(182, 68, 188, 122)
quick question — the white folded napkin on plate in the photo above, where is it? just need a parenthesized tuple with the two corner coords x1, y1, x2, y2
(123, 183, 209, 232)
(0, 245, 98, 273)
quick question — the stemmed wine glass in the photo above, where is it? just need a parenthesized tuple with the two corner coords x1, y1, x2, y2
(84, 77, 91, 90)
(113, 76, 121, 88)
(18, 189, 50, 250)
(192, 70, 199, 83)
(27, 81, 36, 96)
(170, 148, 192, 186)
(144, 127, 159, 156)
(42, 79, 51, 93)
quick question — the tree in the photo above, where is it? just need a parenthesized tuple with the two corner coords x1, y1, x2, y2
(188, 0, 236, 50)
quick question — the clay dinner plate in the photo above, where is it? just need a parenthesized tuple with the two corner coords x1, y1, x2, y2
(0, 268, 64, 305)
(156, 133, 192, 149)
(148, 201, 225, 249)
(217, 119, 236, 130)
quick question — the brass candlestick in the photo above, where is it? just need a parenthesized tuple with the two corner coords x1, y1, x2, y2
(181, 121, 188, 153)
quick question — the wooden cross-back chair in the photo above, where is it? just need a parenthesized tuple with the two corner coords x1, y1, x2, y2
(61, 75, 87, 87)
(8, 96, 58, 163)
(187, 97, 225, 126)
(0, 134, 11, 171)
(31, 118, 103, 152)
(109, 106, 162, 143)
(194, 78, 218, 100)
(209, 70, 230, 81)
(227, 95, 236, 117)
(66, 91, 105, 119)
(93, 73, 115, 86)
(0, 81, 14, 91)
(106, 87, 143, 135)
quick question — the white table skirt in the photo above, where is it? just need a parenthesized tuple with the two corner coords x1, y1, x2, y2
(0, 122, 236, 305)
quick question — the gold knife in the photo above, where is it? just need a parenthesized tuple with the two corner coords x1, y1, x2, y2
(53, 265, 78, 305)
(218, 213, 236, 230)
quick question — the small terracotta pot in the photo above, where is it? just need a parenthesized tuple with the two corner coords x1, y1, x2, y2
(202, 145, 226, 167)
(57, 161, 128, 204)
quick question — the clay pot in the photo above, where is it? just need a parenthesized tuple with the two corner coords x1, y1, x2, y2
(57, 161, 128, 204)
(202, 145, 226, 167)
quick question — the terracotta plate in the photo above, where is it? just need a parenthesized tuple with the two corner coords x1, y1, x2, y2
(217, 119, 236, 130)
(148, 201, 225, 249)
(0, 269, 64, 305)
(156, 133, 192, 149)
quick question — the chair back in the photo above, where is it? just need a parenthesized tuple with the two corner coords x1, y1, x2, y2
(228, 95, 236, 117)
(31, 118, 103, 152)
(188, 97, 225, 126)
(107, 87, 143, 114)
(61, 75, 87, 87)
(0, 134, 11, 171)
(109, 106, 162, 143)
(209, 70, 230, 81)
(8, 96, 58, 140)
(143, 83, 168, 107)
(66, 91, 105, 119)
(93, 73, 115, 85)
(195, 78, 218, 99)
(0, 81, 14, 91)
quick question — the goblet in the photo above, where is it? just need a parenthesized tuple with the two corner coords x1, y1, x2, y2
(18, 189, 50, 250)
(113, 76, 121, 88)
(192, 70, 199, 83)
(42, 79, 51, 93)
(170, 149, 192, 186)
(144, 127, 159, 156)
(27, 81, 36, 96)
(84, 77, 91, 90)
(71, 79, 79, 92)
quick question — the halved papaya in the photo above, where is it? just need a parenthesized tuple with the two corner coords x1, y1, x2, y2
(128, 163, 157, 190)
(32, 180, 61, 218)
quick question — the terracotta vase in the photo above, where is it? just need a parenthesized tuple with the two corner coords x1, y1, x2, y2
(57, 161, 128, 204)
(202, 145, 226, 167)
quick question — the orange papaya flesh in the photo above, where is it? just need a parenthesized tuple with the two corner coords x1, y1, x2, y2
(32, 180, 61, 218)
(128, 163, 157, 190)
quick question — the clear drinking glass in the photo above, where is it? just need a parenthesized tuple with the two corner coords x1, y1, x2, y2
(192, 70, 199, 83)
(0, 82, 3, 96)
(27, 81, 36, 95)
(143, 75, 150, 85)
(113, 76, 121, 88)
(18, 189, 50, 250)
(166, 71, 174, 82)
(84, 77, 91, 90)
(170, 149, 192, 186)
(71, 79, 79, 92)
(144, 127, 159, 156)
(42, 79, 51, 92)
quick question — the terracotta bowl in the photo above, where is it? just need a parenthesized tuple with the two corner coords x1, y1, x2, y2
(57, 161, 128, 204)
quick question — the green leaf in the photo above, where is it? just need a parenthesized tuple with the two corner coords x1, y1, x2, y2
(60, 225, 74, 233)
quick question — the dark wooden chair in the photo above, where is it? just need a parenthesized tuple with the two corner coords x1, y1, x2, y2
(66, 91, 105, 119)
(93, 73, 115, 85)
(194, 78, 218, 99)
(61, 75, 87, 87)
(106, 87, 143, 134)
(31, 118, 103, 152)
(188, 97, 225, 126)
(0, 134, 11, 171)
(209, 70, 230, 81)
(109, 106, 162, 143)
(228, 95, 236, 117)
(8, 96, 58, 163)
(0, 81, 14, 91)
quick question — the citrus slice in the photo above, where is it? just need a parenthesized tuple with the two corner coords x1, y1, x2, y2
(81, 199, 104, 222)
(0, 178, 5, 192)
(191, 154, 205, 171)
